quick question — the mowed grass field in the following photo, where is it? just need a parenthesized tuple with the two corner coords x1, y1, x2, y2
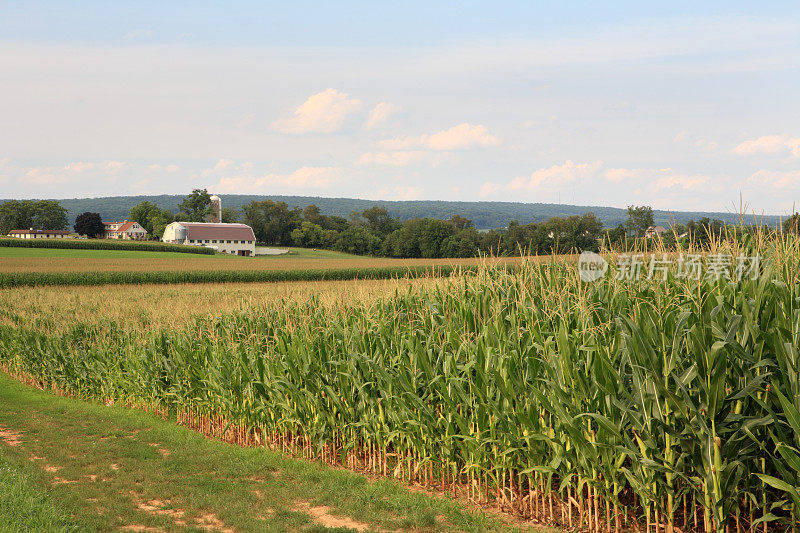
(0, 245, 526, 274)
(0, 372, 535, 533)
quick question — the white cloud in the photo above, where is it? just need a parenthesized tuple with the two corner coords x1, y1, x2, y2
(673, 131, 690, 143)
(63, 161, 95, 173)
(22, 168, 69, 185)
(508, 160, 603, 191)
(674, 131, 719, 152)
(694, 139, 719, 152)
(147, 164, 180, 173)
(381, 123, 502, 151)
(201, 158, 235, 177)
(732, 134, 800, 157)
(272, 89, 363, 134)
(104, 161, 127, 173)
(747, 169, 800, 189)
(212, 166, 339, 193)
(356, 151, 426, 166)
(363, 102, 400, 130)
(22, 161, 104, 184)
(214, 158, 234, 170)
(17, 161, 128, 185)
(655, 173, 708, 190)
(479, 181, 501, 197)
(604, 167, 671, 183)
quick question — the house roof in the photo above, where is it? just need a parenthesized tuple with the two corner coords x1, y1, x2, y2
(177, 222, 256, 241)
(117, 221, 144, 233)
(9, 229, 71, 235)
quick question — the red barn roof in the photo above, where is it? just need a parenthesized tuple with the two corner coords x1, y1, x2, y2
(178, 222, 256, 241)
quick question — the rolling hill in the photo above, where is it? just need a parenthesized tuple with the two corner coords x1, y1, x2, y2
(7, 194, 786, 230)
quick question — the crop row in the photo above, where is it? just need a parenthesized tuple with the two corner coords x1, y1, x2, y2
(1, 236, 799, 532)
(0, 265, 473, 288)
(0, 237, 215, 254)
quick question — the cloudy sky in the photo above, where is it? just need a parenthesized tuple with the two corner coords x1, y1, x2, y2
(1, 1, 799, 215)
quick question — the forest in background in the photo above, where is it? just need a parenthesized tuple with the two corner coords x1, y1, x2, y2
(2, 194, 783, 230)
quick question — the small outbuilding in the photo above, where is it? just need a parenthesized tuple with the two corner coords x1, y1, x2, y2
(162, 222, 257, 256)
(8, 229, 71, 239)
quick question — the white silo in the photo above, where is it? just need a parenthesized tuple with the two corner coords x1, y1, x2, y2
(209, 195, 222, 223)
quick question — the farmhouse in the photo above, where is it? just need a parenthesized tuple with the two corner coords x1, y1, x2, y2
(8, 229, 71, 239)
(162, 222, 256, 256)
(103, 220, 148, 240)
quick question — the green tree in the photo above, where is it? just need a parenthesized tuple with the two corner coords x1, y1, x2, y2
(32, 200, 68, 231)
(0, 200, 36, 234)
(178, 189, 212, 222)
(74, 212, 105, 238)
(242, 200, 302, 245)
(221, 207, 240, 223)
(151, 210, 175, 239)
(333, 226, 382, 255)
(129, 201, 175, 238)
(604, 224, 628, 248)
(0, 200, 67, 234)
(449, 214, 473, 231)
(361, 206, 401, 236)
(291, 221, 326, 248)
(302, 204, 325, 226)
(626, 205, 654, 238)
(441, 227, 481, 257)
(129, 201, 162, 235)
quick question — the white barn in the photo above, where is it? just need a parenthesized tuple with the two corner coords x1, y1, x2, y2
(162, 222, 256, 256)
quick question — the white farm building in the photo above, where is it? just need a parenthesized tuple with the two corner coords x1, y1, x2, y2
(162, 222, 257, 256)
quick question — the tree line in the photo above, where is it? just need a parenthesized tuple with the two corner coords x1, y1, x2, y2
(242, 200, 609, 257)
(0, 200, 68, 234)
(4, 193, 799, 258)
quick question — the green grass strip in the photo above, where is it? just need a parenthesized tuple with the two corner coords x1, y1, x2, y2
(0, 450, 76, 532)
(0, 372, 535, 533)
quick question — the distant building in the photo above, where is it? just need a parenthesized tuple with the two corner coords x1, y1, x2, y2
(209, 195, 222, 223)
(8, 229, 71, 239)
(645, 226, 668, 239)
(162, 222, 256, 256)
(103, 220, 148, 240)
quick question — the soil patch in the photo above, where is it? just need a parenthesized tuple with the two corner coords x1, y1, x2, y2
(195, 512, 234, 533)
(0, 426, 23, 446)
(294, 500, 371, 532)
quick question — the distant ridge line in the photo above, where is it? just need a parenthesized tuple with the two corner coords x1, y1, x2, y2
(1, 194, 786, 230)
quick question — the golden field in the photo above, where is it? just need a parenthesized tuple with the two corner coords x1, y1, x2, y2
(0, 276, 449, 333)
(0, 250, 527, 274)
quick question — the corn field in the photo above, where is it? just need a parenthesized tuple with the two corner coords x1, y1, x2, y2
(1, 232, 799, 532)
(0, 264, 471, 288)
(0, 237, 216, 254)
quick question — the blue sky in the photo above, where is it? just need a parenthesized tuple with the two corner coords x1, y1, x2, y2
(1, 1, 799, 215)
